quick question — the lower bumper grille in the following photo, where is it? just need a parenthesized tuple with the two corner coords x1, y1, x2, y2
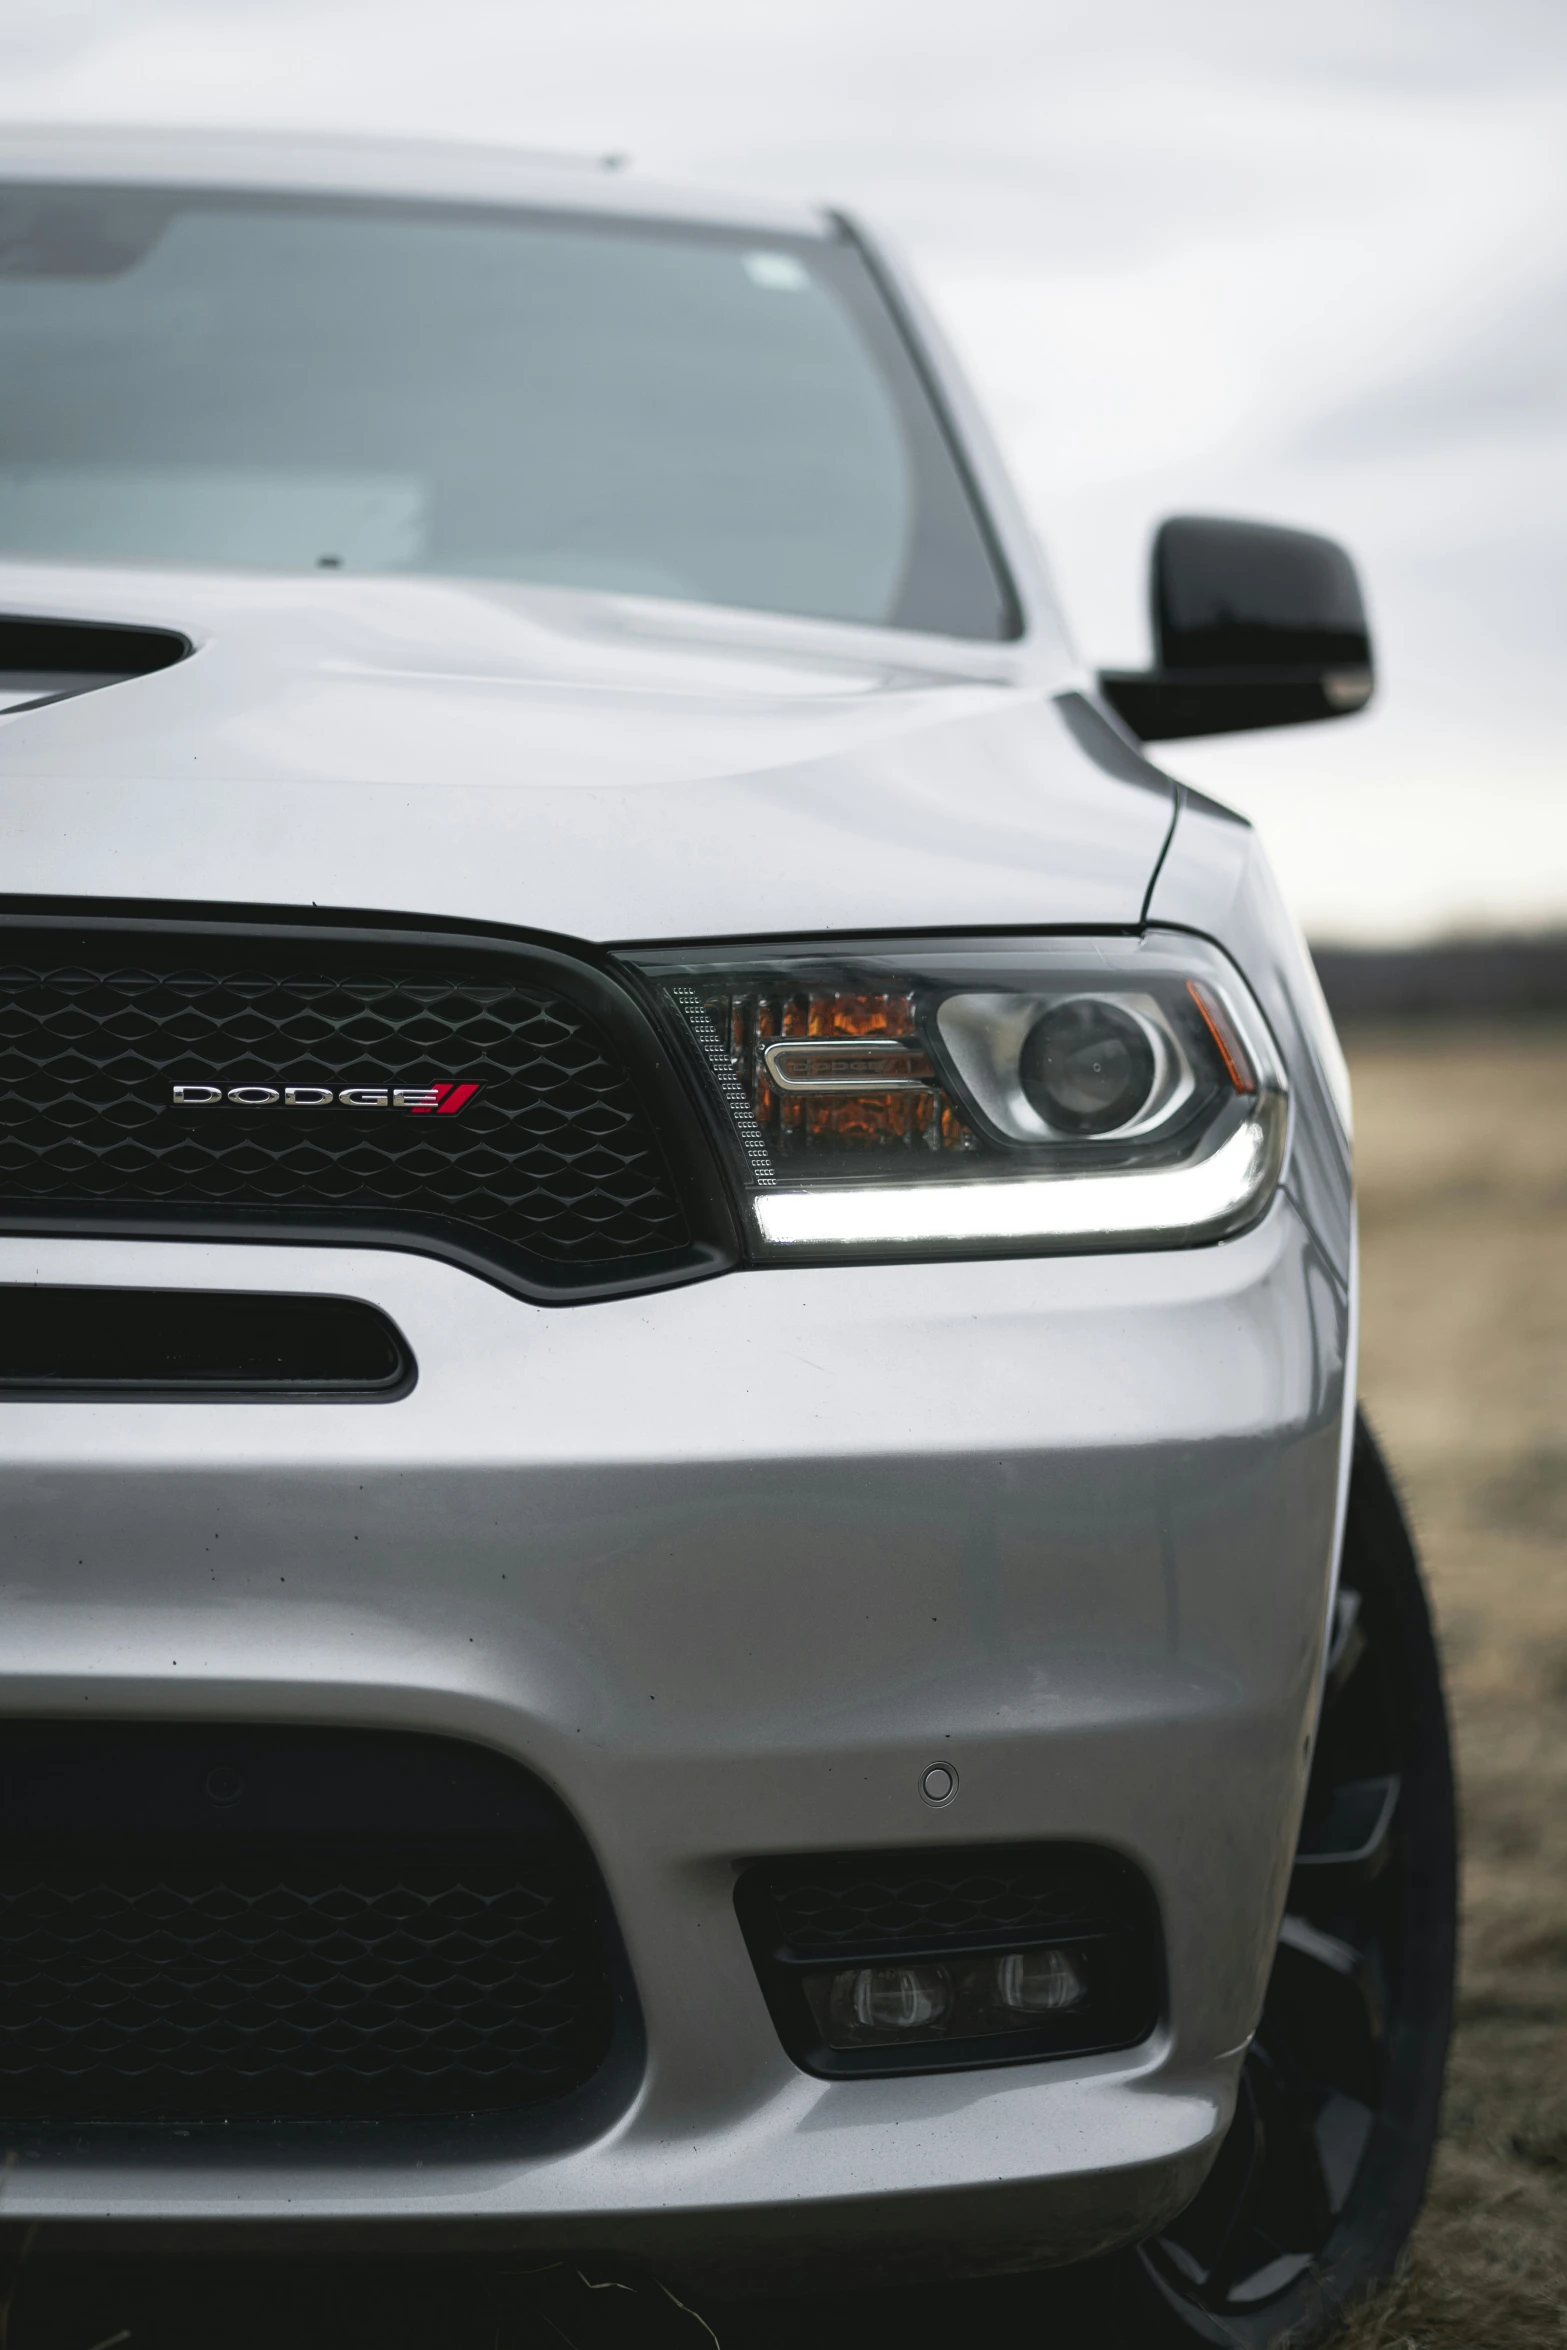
(0, 1726, 623, 2131)
(0, 1862, 608, 2126)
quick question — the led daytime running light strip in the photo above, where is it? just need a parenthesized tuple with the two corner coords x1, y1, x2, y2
(753, 1106, 1281, 1251)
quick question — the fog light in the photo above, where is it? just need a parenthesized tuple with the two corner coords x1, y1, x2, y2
(824, 1962, 953, 2046)
(993, 1946, 1086, 2016)
(739, 1849, 1158, 2076)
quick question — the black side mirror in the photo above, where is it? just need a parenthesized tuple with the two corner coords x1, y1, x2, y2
(1097, 516, 1375, 743)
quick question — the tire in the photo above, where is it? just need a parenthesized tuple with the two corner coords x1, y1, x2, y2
(1119, 1412, 1458, 2347)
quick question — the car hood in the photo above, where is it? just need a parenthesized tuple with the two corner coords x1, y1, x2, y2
(0, 566, 1173, 942)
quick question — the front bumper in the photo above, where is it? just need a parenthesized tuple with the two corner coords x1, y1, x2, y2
(0, 1198, 1346, 2283)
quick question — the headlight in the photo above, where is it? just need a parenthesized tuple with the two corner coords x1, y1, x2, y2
(626, 932, 1287, 1262)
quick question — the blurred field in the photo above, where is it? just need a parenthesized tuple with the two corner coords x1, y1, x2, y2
(0, 1021, 1562, 2347)
(1336, 1020, 1567, 2347)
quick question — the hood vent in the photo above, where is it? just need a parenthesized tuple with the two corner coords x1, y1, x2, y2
(0, 613, 191, 715)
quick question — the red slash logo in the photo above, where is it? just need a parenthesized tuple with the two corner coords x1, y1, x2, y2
(409, 1083, 482, 1116)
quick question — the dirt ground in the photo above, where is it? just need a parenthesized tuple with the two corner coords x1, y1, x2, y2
(0, 1021, 1561, 2347)
(1333, 1021, 1567, 2347)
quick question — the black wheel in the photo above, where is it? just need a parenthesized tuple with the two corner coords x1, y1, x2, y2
(1123, 1413, 1457, 2346)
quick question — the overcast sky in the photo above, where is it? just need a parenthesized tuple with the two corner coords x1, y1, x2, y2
(2, 0, 1564, 941)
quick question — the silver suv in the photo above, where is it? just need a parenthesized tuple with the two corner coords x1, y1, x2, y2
(0, 128, 1455, 2348)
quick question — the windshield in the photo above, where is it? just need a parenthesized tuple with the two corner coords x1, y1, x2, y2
(0, 183, 1017, 641)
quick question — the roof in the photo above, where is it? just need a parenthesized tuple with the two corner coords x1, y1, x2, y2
(0, 122, 833, 237)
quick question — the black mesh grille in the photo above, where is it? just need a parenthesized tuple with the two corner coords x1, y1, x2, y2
(0, 926, 701, 1287)
(0, 1860, 613, 2126)
(756, 1850, 1139, 1959)
(0, 1725, 627, 2131)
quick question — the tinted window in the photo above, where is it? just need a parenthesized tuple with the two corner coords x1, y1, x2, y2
(0, 184, 1016, 640)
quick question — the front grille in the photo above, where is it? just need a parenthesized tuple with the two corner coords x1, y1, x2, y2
(0, 914, 729, 1297)
(0, 1725, 628, 2132)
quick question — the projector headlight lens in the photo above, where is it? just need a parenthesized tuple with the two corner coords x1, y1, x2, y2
(1018, 997, 1158, 1135)
(626, 930, 1286, 1262)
